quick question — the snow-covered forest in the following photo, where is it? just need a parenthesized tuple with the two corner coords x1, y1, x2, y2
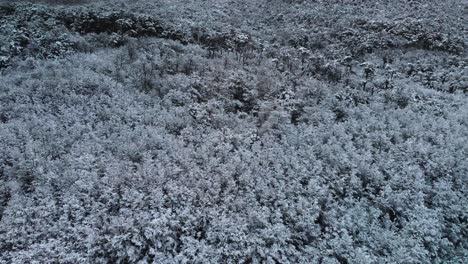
(0, 0, 467, 263)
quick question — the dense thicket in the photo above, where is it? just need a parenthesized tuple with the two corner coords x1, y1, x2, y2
(0, 0, 467, 263)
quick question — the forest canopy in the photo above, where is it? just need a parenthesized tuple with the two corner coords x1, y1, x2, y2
(0, 0, 467, 263)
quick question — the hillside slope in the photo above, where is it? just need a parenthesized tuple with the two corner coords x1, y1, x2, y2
(0, 1, 467, 263)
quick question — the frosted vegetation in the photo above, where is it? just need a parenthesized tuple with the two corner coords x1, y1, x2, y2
(0, 0, 467, 263)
